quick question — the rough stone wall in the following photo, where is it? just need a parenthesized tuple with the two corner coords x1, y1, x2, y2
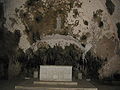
(2, 0, 120, 78)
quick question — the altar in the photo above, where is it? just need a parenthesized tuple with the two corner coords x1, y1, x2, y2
(40, 65, 72, 81)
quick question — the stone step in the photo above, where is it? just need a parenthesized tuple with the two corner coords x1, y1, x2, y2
(34, 81, 78, 86)
(15, 86, 98, 90)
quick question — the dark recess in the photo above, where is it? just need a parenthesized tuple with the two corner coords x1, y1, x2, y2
(98, 21, 104, 28)
(81, 35, 87, 40)
(27, 0, 39, 6)
(0, 3, 4, 18)
(83, 20, 88, 26)
(35, 15, 43, 23)
(105, 0, 115, 15)
(116, 23, 120, 39)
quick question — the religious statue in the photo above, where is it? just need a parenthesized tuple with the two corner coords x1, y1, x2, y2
(56, 14, 62, 31)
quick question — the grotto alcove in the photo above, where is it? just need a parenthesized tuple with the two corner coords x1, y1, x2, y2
(0, 1, 120, 90)
(18, 44, 104, 81)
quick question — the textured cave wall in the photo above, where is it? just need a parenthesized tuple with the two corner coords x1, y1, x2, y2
(0, 1, 22, 79)
(1, 0, 120, 78)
